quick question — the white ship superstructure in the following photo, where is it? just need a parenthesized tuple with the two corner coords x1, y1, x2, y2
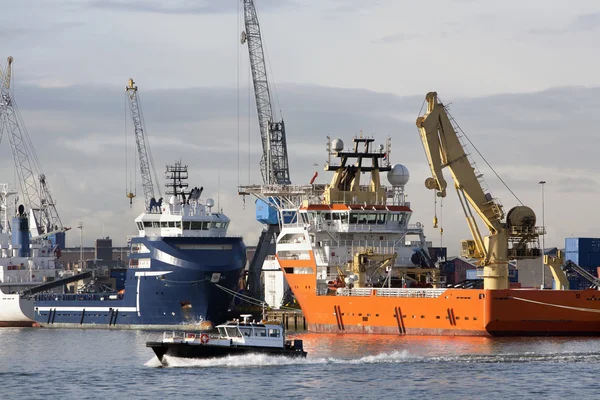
(0, 184, 62, 326)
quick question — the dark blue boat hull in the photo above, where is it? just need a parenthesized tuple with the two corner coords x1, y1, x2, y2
(34, 236, 245, 329)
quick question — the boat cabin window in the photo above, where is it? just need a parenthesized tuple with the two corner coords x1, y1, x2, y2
(239, 327, 252, 337)
(168, 221, 175, 228)
(389, 213, 407, 224)
(152, 221, 160, 228)
(137, 222, 143, 230)
(218, 327, 226, 337)
(225, 327, 241, 337)
(182, 221, 191, 230)
(143, 221, 152, 228)
(202, 222, 210, 230)
(268, 328, 280, 338)
(191, 221, 203, 230)
(349, 213, 358, 224)
(254, 327, 266, 337)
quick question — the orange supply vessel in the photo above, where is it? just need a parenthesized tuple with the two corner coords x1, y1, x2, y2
(268, 136, 600, 336)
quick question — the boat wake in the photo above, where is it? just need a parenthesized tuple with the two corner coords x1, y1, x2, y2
(145, 349, 600, 368)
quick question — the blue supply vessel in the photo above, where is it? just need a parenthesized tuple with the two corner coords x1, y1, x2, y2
(34, 162, 246, 329)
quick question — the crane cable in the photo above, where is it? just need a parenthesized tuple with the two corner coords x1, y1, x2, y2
(438, 95, 524, 206)
(417, 95, 523, 207)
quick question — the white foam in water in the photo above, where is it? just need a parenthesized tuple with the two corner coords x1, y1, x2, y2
(145, 357, 165, 368)
(145, 350, 600, 368)
(147, 350, 413, 369)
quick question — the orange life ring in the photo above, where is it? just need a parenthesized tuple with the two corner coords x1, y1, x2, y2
(200, 333, 210, 344)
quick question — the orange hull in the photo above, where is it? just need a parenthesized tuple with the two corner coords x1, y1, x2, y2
(283, 267, 600, 336)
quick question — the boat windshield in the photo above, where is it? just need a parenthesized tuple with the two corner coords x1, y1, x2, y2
(225, 327, 241, 337)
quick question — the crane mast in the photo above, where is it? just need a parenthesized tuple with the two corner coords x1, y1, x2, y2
(242, 0, 291, 185)
(416, 92, 541, 290)
(0, 56, 63, 236)
(126, 78, 160, 211)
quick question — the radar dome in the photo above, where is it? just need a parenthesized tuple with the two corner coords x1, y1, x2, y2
(332, 139, 344, 152)
(169, 196, 178, 205)
(206, 198, 215, 208)
(387, 164, 410, 186)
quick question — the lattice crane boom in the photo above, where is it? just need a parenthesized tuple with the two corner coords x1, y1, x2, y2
(242, 0, 291, 185)
(0, 56, 63, 236)
(126, 78, 160, 211)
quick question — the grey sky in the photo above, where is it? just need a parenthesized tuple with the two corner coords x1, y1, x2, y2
(1, 0, 599, 255)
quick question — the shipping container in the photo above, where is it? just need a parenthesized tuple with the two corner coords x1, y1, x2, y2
(565, 237, 600, 254)
(564, 251, 600, 268)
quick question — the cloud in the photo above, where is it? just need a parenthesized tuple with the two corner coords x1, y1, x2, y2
(3, 81, 600, 256)
(373, 33, 422, 44)
(529, 11, 600, 35)
(87, 0, 294, 15)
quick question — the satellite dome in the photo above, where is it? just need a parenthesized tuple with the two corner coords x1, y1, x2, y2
(169, 196, 178, 205)
(206, 198, 215, 208)
(332, 139, 344, 152)
(387, 164, 410, 186)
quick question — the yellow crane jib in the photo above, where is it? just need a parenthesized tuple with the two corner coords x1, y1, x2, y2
(416, 92, 542, 290)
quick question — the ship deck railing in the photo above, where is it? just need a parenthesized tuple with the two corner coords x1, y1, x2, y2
(324, 287, 447, 298)
(34, 293, 124, 302)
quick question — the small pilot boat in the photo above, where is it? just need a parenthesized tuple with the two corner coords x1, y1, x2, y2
(147, 314, 307, 365)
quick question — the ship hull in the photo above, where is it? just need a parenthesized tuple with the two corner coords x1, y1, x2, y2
(283, 270, 600, 336)
(34, 236, 245, 329)
(147, 342, 307, 364)
(0, 288, 35, 327)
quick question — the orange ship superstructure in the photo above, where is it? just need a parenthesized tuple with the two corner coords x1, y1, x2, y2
(251, 130, 600, 336)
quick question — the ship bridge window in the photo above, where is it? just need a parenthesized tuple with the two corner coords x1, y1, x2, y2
(168, 221, 176, 228)
(143, 221, 152, 228)
(218, 327, 226, 337)
(152, 221, 160, 228)
(349, 213, 358, 224)
(137, 222, 144, 230)
(390, 213, 407, 223)
(191, 221, 203, 230)
(377, 214, 386, 224)
(202, 222, 210, 230)
(357, 213, 377, 224)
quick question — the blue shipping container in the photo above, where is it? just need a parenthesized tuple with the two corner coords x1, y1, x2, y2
(565, 237, 600, 254)
(564, 251, 600, 268)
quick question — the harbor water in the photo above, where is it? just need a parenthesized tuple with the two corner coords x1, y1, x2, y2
(2, 328, 599, 399)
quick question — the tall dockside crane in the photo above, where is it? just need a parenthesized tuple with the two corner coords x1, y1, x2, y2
(0, 56, 64, 238)
(241, 0, 292, 298)
(125, 78, 161, 211)
(242, 0, 291, 186)
(416, 92, 542, 290)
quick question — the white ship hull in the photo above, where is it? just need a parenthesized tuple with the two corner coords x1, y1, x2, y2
(0, 288, 35, 327)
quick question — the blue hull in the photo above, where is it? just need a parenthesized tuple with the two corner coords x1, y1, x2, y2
(34, 236, 245, 329)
